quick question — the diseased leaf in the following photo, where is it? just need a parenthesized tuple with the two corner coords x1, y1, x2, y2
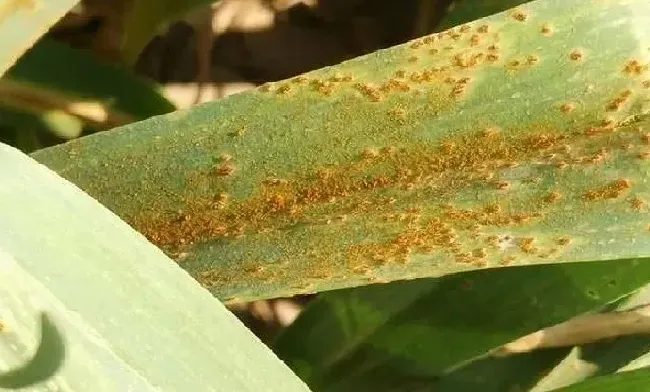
(0, 142, 311, 392)
(30, 0, 650, 302)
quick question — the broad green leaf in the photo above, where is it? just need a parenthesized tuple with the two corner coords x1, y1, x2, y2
(0, 142, 310, 391)
(0, 0, 79, 77)
(272, 260, 650, 392)
(121, 0, 218, 64)
(1, 38, 175, 133)
(32, 0, 650, 302)
(419, 275, 650, 392)
(554, 367, 650, 392)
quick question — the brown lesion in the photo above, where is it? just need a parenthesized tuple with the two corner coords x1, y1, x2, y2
(606, 90, 633, 112)
(623, 59, 648, 76)
(582, 179, 632, 202)
(629, 196, 647, 211)
(569, 49, 584, 62)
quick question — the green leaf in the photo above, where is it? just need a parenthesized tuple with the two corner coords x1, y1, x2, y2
(31, 0, 650, 302)
(121, 0, 219, 64)
(272, 260, 650, 391)
(1, 38, 175, 133)
(0, 0, 79, 77)
(496, 285, 650, 391)
(0, 142, 310, 391)
(554, 367, 650, 391)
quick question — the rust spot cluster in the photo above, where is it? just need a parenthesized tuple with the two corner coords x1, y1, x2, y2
(569, 49, 584, 62)
(560, 103, 575, 114)
(511, 10, 529, 22)
(606, 90, 633, 112)
(582, 179, 632, 201)
(629, 196, 647, 211)
(133, 127, 578, 262)
(354, 82, 382, 102)
(119, 18, 650, 292)
(215, 163, 235, 176)
(544, 191, 562, 203)
(624, 60, 648, 76)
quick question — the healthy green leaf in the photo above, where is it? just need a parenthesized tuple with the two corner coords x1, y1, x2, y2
(272, 260, 650, 392)
(0, 142, 310, 392)
(1, 38, 175, 132)
(0, 0, 79, 77)
(554, 367, 650, 392)
(497, 285, 650, 391)
(31, 0, 650, 302)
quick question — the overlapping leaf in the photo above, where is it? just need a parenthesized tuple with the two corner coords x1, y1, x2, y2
(0, 143, 310, 391)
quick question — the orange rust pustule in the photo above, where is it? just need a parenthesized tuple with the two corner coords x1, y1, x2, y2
(606, 90, 633, 112)
(276, 84, 292, 95)
(560, 103, 575, 114)
(215, 163, 236, 176)
(642, 133, 650, 145)
(519, 237, 538, 254)
(353, 82, 382, 102)
(511, 10, 528, 22)
(629, 197, 647, 211)
(347, 216, 447, 267)
(623, 60, 648, 76)
(569, 49, 584, 62)
(443, 206, 542, 229)
(544, 191, 562, 203)
(198, 260, 282, 288)
(582, 179, 632, 201)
